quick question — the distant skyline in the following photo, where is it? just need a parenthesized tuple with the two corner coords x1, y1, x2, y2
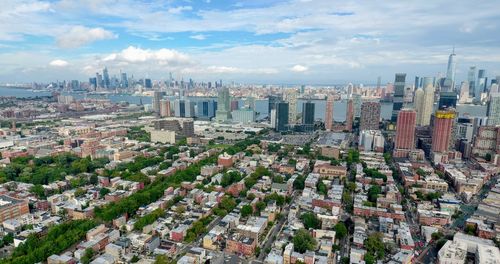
(1, 0, 499, 84)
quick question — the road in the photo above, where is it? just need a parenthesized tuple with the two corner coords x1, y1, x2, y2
(256, 193, 295, 261)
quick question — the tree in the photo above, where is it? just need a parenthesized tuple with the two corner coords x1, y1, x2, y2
(367, 185, 381, 203)
(131, 255, 140, 263)
(334, 222, 348, 239)
(293, 229, 317, 253)
(30, 184, 45, 199)
(364, 233, 385, 260)
(175, 205, 186, 216)
(293, 175, 305, 190)
(300, 212, 321, 229)
(74, 188, 86, 197)
(99, 187, 110, 198)
(241, 205, 253, 218)
(81, 248, 94, 264)
(431, 232, 444, 241)
(255, 201, 266, 214)
(316, 180, 327, 196)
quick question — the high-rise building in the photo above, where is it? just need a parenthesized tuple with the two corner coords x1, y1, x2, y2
(468, 66, 477, 98)
(215, 87, 231, 122)
(144, 78, 152, 89)
(431, 109, 456, 153)
(153, 91, 163, 114)
(230, 100, 239, 111)
(325, 96, 334, 131)
(89, 77, 97, 89)
(438, 91, 458, 110)
(103, 67, 110, 89)
(275, 102, 289, 132)
(476, 69, 487, 101)
(421, 77, 435, 126)
(96, 72, 103, 89)
(487, 94, 500, 126)
(197, 100, 216, 119)
(232, 108, 255, 124)
(394, 109, 416, 150)
(174, 99, 184, 117)
(459, 81, 469, 104)
(359, 102, 381, 131)
(268, 95, 281, 118)
(286, 89, 298, 124)
(302, 101, 315, 131)
(443, 49, 456, 91)
(392, 73, 406, 122)
(120, 72, 128, 88)
(160, 99, 171, 117)
(346, 99, 354, 132)
(377, 76, 381, 89)
(414, 87, 425, 126)
(351, 94, 362, 118)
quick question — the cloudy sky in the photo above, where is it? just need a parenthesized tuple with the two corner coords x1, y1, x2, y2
(0, 0, 499, 84)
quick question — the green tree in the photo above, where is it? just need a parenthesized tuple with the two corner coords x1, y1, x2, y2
(293, 229, 317, 253)
(241, 205, 253, 218)
(316, 180, 327, 196)
(367, 185, 381, 203)
(334, 222, 348, 239)
(364, 233, 385, 261)
(30, 184, 45, 199)
(81, 248, 94, 264)
(99, 187, 110, 198)
(300, 212, 321, 229)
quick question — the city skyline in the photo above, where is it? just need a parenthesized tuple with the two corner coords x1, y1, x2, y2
(1, 0, 500, 84)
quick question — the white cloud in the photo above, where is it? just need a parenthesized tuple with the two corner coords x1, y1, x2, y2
(56, 26, 117, 48)
(190, 34, 207, 40)
(168, 6, 192, 14)
(290, 64, 308, 72)
(49, 59, 69, 67)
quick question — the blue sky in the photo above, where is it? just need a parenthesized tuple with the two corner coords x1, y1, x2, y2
(0, 0, 499, 84)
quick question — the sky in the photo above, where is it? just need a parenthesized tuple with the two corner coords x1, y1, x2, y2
(0, 0, 499, 85)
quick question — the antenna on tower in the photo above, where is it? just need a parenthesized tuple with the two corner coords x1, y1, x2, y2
(452, 45, 455, 54)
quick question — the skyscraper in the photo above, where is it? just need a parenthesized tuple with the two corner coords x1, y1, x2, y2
(414, 87, 425, 126)
(438, 92, 458, 110)
(145, 78, 152, 89)
(215, 87, 231, 122)
(268, 95, 281, 118)
(325, 96, 334, 131)
(302, 101, 315, 131)
(392, 73, 406, 122)
(443, 49, 456, 91)
(431, 109, 456, 153)
(459, 81, 469, 104)
(351, 94, 362, 118)
(359, 102, 381, 131)
(487, 94, 500, 126)
(230, 100, 239, 111)
(286, 89, 298, 124)
(476, 69, 487, 101)
(96, 72, 103, 89)
(103, 67, 110, 89)
(160, 99, 171, 117)
(197, 100, 216, 119)
(346, 99, 354, 132)
(421, 77, 435, 126)
(468, 66, 477, 98)
(120, 72, 128, 88)
(153, 91, 163, 114)
(275, 102, 289, 132)
(174, 99, 186, 117)
(394, 109, 416, 150)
